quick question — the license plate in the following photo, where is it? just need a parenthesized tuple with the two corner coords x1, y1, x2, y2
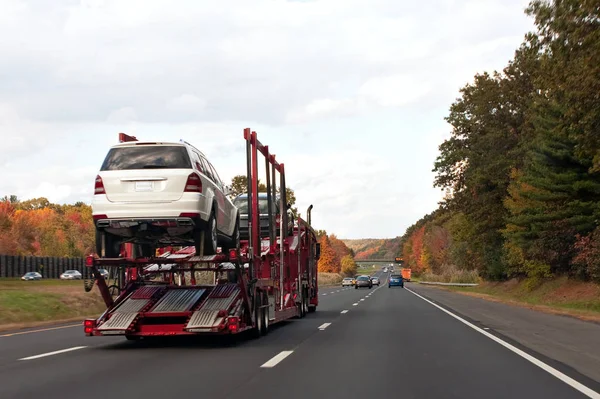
(135, 181, 154, 192)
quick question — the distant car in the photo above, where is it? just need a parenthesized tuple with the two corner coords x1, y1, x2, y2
(60, 270, 82, 280)
(98, 269, 109, 279)
(21, 272, 42, 281)
(232, 193, 294, 241)
(355, 275, 373, 289)
(388, 274, 404, 288)
(370, 276, 380, 286)
(383, 267, 388, 273)
(92, 138, 240, 258)
(342, 277, 353, 287)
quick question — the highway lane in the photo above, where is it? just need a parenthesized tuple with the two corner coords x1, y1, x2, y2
(0, 280, 375, 399)
(2, 273, 598, 399)
(229, 284, 596, 399)
(0, 273, 383, 365)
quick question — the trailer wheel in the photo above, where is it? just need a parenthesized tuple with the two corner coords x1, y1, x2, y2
(261, 295, 269, 336)
(302, 290, 309, 315)
(251, 296, 264, 338)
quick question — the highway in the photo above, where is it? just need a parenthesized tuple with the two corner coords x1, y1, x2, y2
(1, 270, 599, 399)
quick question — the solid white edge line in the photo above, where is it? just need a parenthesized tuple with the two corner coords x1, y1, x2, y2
(19, 346, 87, 361)
(341, 310, 349, 314)
(261, 350, 294, 368)
(405, 288, 600, 399)
(318, 323, 332, 330)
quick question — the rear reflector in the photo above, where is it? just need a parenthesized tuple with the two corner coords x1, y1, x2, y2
(179, 212, 200, 219)
(85, 256, 94, 267)
(184, 173, 202, 193)
(94, 175, 106, 194)
(93, 214, 107, 220)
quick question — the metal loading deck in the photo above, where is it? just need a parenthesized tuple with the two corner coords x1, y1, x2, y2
(186, 284, 241, 331)
(96, 284, 242, 334)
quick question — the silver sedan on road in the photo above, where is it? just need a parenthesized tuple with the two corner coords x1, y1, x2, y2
(371, 276, 380, 286)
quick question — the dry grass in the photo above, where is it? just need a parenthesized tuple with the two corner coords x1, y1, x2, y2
(318, 272, 343, 287)
(421, 266, 480, 284)
(439, 276, 600, 322)
(0, 278, 107, 331)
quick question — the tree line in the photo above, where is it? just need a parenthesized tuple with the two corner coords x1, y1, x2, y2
(400, 0, 600, 284)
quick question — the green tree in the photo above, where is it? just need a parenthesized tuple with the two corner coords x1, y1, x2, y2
(526, 0, 600, 171)
(503, 101, 600, 278)
(228, 174, 298, 215)
(228, 175, 266, 199)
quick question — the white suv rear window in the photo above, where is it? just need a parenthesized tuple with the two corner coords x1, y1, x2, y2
(101, 146, 192, 170)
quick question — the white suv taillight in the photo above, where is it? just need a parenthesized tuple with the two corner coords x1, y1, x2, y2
(184, 173, 202, 193)
(94, 175, 106, 194)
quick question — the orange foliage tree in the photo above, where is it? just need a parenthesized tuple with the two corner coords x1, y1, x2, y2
(317, 235, 341, 273)
(0, 197, 95, 256)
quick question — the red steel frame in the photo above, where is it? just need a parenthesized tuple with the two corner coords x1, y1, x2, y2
(83, 129, 320, 338)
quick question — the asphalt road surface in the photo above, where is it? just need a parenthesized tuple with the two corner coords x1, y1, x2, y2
(1, 270, 599, 399)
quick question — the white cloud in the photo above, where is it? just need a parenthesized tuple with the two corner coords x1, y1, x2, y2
(0, 0, 536, 238)
(107, 106, 137, 123)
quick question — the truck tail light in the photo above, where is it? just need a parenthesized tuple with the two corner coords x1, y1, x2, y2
(94, 175, 106, 194)
(84, 319, 96, 335)
(227, 316, 239, 333)
(184, 173, 202, 193)
(229, 249, 237, 260)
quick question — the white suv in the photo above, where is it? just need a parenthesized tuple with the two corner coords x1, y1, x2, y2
(92, 139, 239, 257)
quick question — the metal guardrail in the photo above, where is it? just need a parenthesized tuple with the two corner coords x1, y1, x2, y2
(418, 281, 479, 287)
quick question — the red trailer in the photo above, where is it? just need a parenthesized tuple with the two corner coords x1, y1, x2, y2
(83, 128, 320, 339)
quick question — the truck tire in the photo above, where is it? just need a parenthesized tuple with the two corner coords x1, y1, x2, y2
(228, 214, 241, 251)
(251, 295, 264, 338)
(261, 294, 269, 336)
(204, 210, 218, 255)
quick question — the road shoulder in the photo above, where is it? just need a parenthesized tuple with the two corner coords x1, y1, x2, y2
(408, 283, 600, 385)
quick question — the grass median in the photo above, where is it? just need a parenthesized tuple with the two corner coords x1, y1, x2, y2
(0, 278, 107, 331)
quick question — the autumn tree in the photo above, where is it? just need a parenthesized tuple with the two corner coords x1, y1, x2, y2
(340, 254, 357, 277)
(317, 235, 340, 273)
(329, 234, 352, 260)
(0, 198, 95, 257)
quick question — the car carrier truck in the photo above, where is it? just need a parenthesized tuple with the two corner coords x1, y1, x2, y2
(83, 128, 320, 339)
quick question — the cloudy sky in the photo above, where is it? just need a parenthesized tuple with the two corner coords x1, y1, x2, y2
(0, 0, 535, 239)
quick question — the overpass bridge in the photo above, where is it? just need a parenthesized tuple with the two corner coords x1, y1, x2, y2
(355, 258, 404, 264)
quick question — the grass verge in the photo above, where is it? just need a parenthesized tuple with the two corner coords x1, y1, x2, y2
(0, 278, 107, 331)
(420, 267, 480, 284)
(318, 272, 343, 287)
(434, 276, 600, 322)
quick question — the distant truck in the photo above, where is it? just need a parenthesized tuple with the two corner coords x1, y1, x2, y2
(401, 268, 411, 282)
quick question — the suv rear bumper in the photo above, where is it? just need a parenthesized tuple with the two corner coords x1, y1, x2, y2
(92, 194, 209, 221)
(95, 217, 200, 229)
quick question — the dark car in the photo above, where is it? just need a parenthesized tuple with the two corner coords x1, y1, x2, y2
(355, 275, 373, 289)
(388, 274, 404, 288)
(21, 272, 42, 281)
(233, 193, 294, 241)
